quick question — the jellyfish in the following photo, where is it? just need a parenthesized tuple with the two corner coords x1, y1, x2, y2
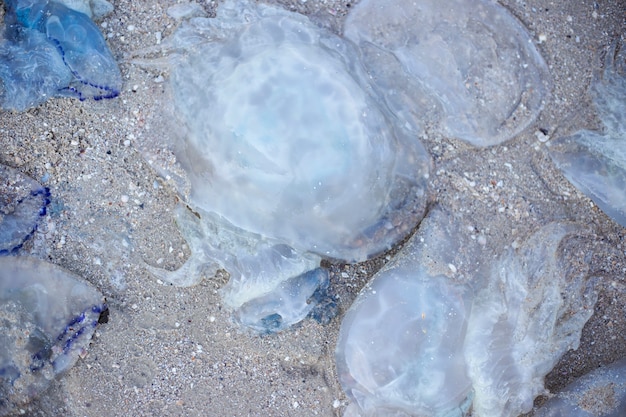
(549, 42, 626, 227)
(0, 0, 121, 110)
(0, 256, 106, 416)
(533, 358, 626, 417)
(336, 208, 598, 417)
(135, 0, 431, 332)
(0, 164, 50, 256)
(343, 0, 551, 147)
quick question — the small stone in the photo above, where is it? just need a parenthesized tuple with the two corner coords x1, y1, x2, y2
(535, 130, 550, 142)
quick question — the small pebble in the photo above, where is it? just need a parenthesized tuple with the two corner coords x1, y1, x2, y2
(535, 130, 550, 142)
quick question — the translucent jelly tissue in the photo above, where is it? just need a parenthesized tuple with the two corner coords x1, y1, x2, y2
(0, 0, 121, 110)
(336, 209, 598, 417)
(141, 0, 431, 332)
(534, 358, 626, 417)
(0, 164, 50, 256)
(549, 43, 626, 227)
(0, 256, 106, 416)
(343, 0, 551, 147)
(463, 222, 598, 417)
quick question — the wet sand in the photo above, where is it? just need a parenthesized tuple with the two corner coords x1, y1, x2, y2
(1, 0, 625, 416)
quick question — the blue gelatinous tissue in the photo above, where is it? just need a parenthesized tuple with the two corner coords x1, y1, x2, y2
(336, 209, 598, 417)
(235, 267, 330, 334)
(147, 205, 330, 333)
(343, 0, 551, 147)
(549, 42, 626, 227)
(0, 256, 106, 416)
(534, 358, 626, 417)
(0, 0, 121, 111)
(141, 0, 431, 332)
(0, 164, 50, 256)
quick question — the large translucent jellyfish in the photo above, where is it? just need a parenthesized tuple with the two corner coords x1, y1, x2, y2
(0, 0, 121, 111)
(549, 42, 626, 227)
(0, 256, 107, 416)
(335, 211, 473, 417)
(343, 0, 551, 147)
(463, 222, 598, 417)
(335, 209, 598, 417)
(0, 164, 50, 256)
(534, 358, 626, 417)
(140, 0, 431, 332)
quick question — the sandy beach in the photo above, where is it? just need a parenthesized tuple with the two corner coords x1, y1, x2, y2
(1, 0, 625, 416)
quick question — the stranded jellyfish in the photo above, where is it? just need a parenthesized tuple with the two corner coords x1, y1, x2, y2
(534, 358, 626, 417)
(343, 0, 551, 147)
(0, 164, 50, 256)
(549, 42, 626, 227)
(0, 256, 106, 416)
(0, 0, 121, 110)
(336, 209, 598, 417)
(137, 0, 431, 332)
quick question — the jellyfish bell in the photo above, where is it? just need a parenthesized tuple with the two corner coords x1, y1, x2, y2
(135, 0, 431, 333)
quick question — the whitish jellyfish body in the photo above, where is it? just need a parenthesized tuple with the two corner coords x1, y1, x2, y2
(335, 229, 473, 415)
(343, 0, 551, 147)
(0, 256, 106, 415)
(144, 0, 431, 332)
(0, 164, 50, 256)
(549, 43, 626, 227)
(534, 358, 626, 417)
(336, 209, 598, 417)
(463, 222, 598, 417)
